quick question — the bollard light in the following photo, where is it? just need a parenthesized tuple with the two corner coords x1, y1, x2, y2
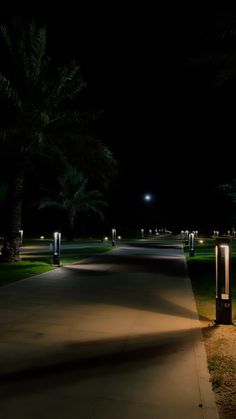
(141, 228, 144, 238)
(189, 232, 195, 257)
(215, 237, 232, 324)
(112, 228, 116, 246)
(185, 230, 189, 244)
(53, 231, 61, 266)
(19, 229, 23, 246)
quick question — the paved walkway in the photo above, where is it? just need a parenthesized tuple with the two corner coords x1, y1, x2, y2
(0, 237, 219, 418)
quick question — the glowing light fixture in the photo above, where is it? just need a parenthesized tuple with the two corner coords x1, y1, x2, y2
(19, 229, 23, 245)
(53, 232, 61, 266)
(215, 237, 232, 324)
(112, 228, 116, 246)
(189, 232, 195, 256)
(144, 194, 151, 201)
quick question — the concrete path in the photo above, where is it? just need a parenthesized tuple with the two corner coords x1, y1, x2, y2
(0, 237, 219, 418)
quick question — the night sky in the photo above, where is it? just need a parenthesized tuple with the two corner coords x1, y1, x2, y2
(1, 2, 236, 235)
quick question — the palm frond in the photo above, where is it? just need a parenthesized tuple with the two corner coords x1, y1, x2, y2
(46, 63, 85, 109)
(0, 23, 14, 59)
(39, 199, 63, 210)
(39, 165, 108, 228)
(28, 22, 47, 82)
(56, 63, 79, 93)
(0, 72, 23, 110)
(47, 110, 81, 127)
(218, 179, 236, 203)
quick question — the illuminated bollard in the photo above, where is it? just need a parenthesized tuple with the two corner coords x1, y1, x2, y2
(19, 229, 23, 246)
(185, 230, 189, 244)
(215, 237, 232, 325)
(53, 231, 61, 266)
(112, 228, 116, 246)
(141, 228, 144, 238)
(189, 232, 195, 257)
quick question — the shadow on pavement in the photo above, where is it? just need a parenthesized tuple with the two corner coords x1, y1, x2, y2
(0, 326, 202, 394)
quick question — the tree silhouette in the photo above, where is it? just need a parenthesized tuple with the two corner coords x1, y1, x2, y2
(39, 166, 108, 239)
(0, 18, 114, 260)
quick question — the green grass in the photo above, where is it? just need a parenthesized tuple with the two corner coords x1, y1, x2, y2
(0, 245, 112, 287)
(0, 261, 55, 287)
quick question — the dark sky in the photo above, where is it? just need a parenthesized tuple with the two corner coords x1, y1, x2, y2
(2, 2, 236, 233)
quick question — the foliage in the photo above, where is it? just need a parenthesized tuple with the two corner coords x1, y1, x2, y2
(218, 179, 236, 203)
(0, 18, 86, 163)
(0, 17, 116, 260)
(38, 165, 108, 238)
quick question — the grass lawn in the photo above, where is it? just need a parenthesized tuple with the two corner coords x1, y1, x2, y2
(0, 261, 55, 287)
(0, 244, 112, 287)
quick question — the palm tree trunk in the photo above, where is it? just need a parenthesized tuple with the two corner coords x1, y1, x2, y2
(1, 169, 24, 261)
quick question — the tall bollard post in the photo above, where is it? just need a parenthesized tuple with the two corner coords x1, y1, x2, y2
(189, 232, 195, 257)
(112, 228, 116, 246)
(53, 231, 61, 266)
(19, 229, 24, 246)
(185, 230, 189, 244)
(215, 237, 232, 324)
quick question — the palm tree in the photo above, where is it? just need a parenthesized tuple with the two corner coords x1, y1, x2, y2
(0, 18, 114, 260)
(59, 133, 118, 190)
(39, 166, 108, 239)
